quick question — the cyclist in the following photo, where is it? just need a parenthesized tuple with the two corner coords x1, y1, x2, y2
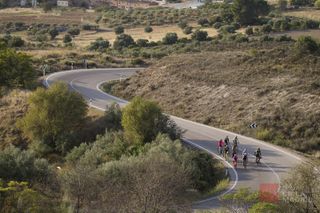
(224, 136, 230, 146)
(224, 144, 230, 160)
(242, 148, 248, 168)
(255, 147, 262, 164)
(233, 136, 239, 147)
(232, 154, 238, 169)
(217, 139, 224, 155)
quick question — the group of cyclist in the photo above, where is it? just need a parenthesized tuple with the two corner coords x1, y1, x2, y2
(217, 136, 262, 169)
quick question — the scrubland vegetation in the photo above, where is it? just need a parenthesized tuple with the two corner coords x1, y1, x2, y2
(1, 0, 320, 211)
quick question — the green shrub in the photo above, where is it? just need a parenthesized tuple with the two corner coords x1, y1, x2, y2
(67, 28, 80, 36)
(144, 25, 153, 33)
(113, 34, 135, 50)
(198, 18, 209, 27)
(178, 20, 188, 29)
(136, 39, 149, 47)
(294, 36, 319, 55)
(18, 82, 88, 154)
(315, 0, 320, 8)
(191, 30, 208, 41)
(0, 48, 35, 89)
(219, 25, 236, 34)
(63, 34, 72, 43)
(114, 25, 124, 34)
(162, 32, 178, 45)
(88, 37, 110, 51)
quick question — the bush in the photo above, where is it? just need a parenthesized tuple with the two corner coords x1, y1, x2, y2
(294, 36, 319, 55)
(315, 0, 320, 8)
(136, 39, 149, 47)
(162, 32, 178, 45)
(0, 146, 51, 181)
(67, 28, 80, 37)
(261, 24, 273, 33)
(113, 34, 135, 50)
(0, 48, 35, 89)
(49, 28, 59, 40)
(144, 26, 153, 33)
(18, 82, 88, 154)
(114, 25, 124, 35)
(122, 97, 180, 145)
(183, 26, 193, 35)
(178, 20, 188, 29)
(63, 34, 72, 43)
(198, 18, 209, 27)
(213, 22, 222, 29)
(191, 30, 208, 41)
(88, 37, 110, 51)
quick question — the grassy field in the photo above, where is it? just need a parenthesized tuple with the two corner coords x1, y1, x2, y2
(0, 7, 97, 24)
(284, 8, 320, 21)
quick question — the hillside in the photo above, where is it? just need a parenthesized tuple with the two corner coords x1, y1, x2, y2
(111, 42, 320, 156)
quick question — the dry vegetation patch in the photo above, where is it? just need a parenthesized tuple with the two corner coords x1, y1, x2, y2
(0, 90, 30, 149)
(111, 44, 320, 153)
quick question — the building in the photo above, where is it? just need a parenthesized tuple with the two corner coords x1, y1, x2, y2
(57, 0, 69, 7)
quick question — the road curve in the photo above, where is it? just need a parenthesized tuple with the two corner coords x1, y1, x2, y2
(45, 68, 303, 209)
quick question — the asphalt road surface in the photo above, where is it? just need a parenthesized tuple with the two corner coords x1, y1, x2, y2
(45, 68, 304, 209)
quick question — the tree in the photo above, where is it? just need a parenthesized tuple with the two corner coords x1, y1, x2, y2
(232, 0, 270, 25)
(294, 36, 319, 55)
(113, 34, 135, 50)
(18, 82, 88, 154)
(281, 164, 320, 213)
(198, 18, 209, 26)
(191, 30, 208, 41)
(0, 48, 35, 89)
(122, 97, 163, 145)
(49, 28, 59, 40)
(88, 37, 110, 51)
(67, 28, 80, 37)
(114, 25, 124, 35)
(144, 26, 153, 33)
(162, 32, 178, 45)
(316, 0, 320, 8)
(183, 26, 193, 35)
(63, 34, 72, 43)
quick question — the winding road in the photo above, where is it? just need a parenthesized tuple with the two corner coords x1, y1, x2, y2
(45, 68, 304, 209)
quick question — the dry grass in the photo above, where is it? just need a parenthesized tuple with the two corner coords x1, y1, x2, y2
(273, 29, 320, 40)
(111, 43, 320, 153)
(0, 90, 30, 149)
(284, 9, 320, 21)
(0, 7, 96, 24)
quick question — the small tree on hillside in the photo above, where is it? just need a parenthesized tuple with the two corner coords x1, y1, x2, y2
(113, 34, 135, 50)
(49, 28, 59, 40)
(191, 30, 208, 41)
(114, 25, 124, 35)
(162, 32, 178, 45)
(144, 26, 153, 33)
(0, 49, 35, 89)
(18, 82, 88, 154)
(294, 36, 319, 55)
(63, 34, 72, 43)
